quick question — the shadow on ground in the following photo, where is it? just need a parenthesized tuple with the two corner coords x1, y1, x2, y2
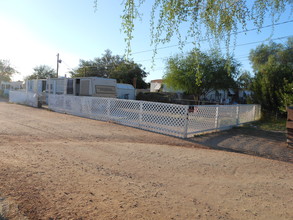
(189, 126, 293, 163)
(0, 98, 8, 103)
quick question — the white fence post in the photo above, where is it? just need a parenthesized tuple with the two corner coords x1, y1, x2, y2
(139, 101, 143, 127)
(63, 95, 66, 112)
(236, 105, 240, 125)
(183, 105, 189, 138)
(107, 99, 111, 121)
(26, 80, 28, 93)
(215, 106, 219, 129)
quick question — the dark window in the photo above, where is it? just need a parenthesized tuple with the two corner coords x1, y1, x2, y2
(42, 81, 46, 92)
(67, 79, 73, 94)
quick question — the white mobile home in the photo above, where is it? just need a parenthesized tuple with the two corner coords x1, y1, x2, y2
(26, 79, 46, 95)
(47, 77, 117, 98)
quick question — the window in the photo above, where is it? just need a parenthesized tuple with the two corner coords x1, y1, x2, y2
(67, 79, 73, 94)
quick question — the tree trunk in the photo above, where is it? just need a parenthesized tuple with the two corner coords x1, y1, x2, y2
(193, 94, 199, 105)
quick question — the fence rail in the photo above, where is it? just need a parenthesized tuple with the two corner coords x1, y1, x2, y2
(48, 94, 261, 138)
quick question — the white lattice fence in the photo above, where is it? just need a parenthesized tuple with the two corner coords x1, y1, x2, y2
(239, 104, 256, 123)
(48, 95, 188, 137)
(9, 91, 39, 108)
(186, 104, 261, 137)
(187, 106, 219, 135)
(136, 101, 188, 136)
(48, 95, 261, 138)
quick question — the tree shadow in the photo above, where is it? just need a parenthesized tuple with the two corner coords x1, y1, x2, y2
(188, 127, 292, 163)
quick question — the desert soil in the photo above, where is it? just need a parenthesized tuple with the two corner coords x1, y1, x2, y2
(0, 100, 292, 220)
(190, 126, 293, 163)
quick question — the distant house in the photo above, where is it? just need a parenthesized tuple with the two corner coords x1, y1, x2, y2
(203, 89, 236, 104)
(150, 79, 182, 93)
(238, 90, 252, 104)
(150, 79, 163, 92)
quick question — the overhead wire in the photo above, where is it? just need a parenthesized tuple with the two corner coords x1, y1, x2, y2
(135, 35, 293, 63)
(60, 20, 293, 74)
(132, 20, 293, 55)
(62, 60, 76, 72)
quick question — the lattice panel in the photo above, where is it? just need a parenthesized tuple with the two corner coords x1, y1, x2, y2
(80, 97, 92, 118)
(48, 95, 64, 112)
(88, 97, 109, 121)
(109, 99, 140, 127)
(239, 105, 255, 123)
(64, 96, 83, 116)
(9, 91, 39, 108)
(218, 105, 237, 127)
(140, 102, 187, 137)
(187, 106, 218, 134)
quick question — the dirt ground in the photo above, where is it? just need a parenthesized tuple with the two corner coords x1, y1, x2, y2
(0, 101, 293, 220)
(190, 126, 293, 163)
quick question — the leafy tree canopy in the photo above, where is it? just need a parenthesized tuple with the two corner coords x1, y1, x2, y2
(72, 49, 148, 89)
(249, 37, 293, 114)
(95, 0, 292, 56)
(164, 49, 239, 101)
(111, 61, 148, 89)
(0, 59, 17, 82)
(26, 65, 57, 80)
(237, 71, 253, 90)
(72, 49, 124, 78)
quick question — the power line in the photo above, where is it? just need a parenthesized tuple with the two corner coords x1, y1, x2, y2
(135, 35, 292, 63)
(132, 20, 293, 55)
(232, 35, 292, 48)
(62, 60, 76, 72)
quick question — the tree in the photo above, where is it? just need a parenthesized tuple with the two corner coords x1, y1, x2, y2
(111, 61, 148, 89)
(249, 37, 293, 114)
(72, 50, 124, 78)
(0, 59, 17, 82)
(72, 50, 149, 89)
(26, 65, 57, 80)
(237, 71, 252, 90)
(95, 0, 292, 55)
(164, 49, 239, 101)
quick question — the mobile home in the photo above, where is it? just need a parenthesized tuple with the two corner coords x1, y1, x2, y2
(0, 81, 24, 96)
(47, 77, 117, 98)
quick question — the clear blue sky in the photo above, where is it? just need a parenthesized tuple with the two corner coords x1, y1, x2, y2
(0, 0, 292, 82)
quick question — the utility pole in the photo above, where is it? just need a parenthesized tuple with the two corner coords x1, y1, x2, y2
(56, 53, 62, 78)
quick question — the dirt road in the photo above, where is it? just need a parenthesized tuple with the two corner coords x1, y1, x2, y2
(0, 102, 293, 220)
